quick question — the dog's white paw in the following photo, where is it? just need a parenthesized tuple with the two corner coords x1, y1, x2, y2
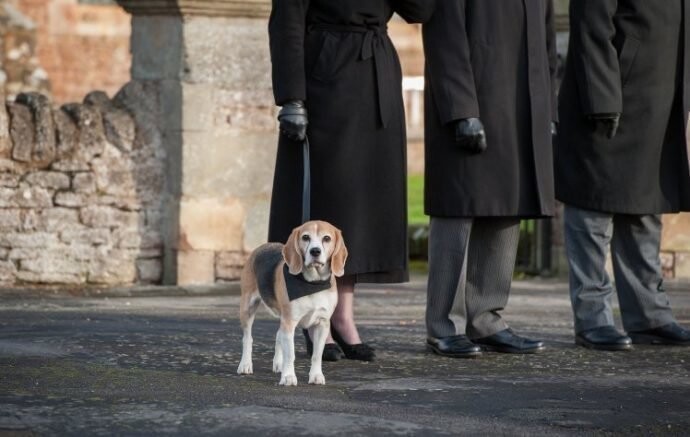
(308, 373, 325, 385)
(237, 361, 253, 375)
(272, 359, 283, 373)
(279, 374, 298, 386)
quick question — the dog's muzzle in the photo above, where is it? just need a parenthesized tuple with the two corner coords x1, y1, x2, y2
(306, 246, 326, 269)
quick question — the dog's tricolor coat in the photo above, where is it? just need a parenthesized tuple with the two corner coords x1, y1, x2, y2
(237, 220, 347, 386)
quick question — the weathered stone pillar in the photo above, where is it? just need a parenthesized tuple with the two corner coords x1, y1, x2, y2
(117, 0, 276, 285)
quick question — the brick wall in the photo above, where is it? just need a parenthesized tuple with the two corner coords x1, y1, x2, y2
(660, 215, 690, 279)
(9, 0, 131, 104)
(0, 2, 50, 99)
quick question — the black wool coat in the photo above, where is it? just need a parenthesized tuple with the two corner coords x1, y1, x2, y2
(555, 0, 690, 215)
(267, 0, 435, 283)
(423, 0, 558, 218)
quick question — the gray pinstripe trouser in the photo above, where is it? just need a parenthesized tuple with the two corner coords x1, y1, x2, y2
(426, 217, 521, 339)
(564, 205, 676, 333)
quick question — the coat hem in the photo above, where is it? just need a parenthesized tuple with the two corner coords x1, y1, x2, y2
(424, 210, 554, 220)
(353, 269, 409, 285)
(556, 194, 685, 215)
(345, 261, 409, 284)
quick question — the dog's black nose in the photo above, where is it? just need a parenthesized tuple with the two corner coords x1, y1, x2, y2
(310, 247, 321, 257)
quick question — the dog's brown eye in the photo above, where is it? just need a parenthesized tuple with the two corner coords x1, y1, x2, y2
(323, 235, 332, 243)
(301, 234, 310, 242)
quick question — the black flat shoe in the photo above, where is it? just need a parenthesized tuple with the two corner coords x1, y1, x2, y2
(629, 323, 690, 346)
(427, 335, 482, 358)
(330, 326, 376, 361)
(303, 329, 344, 361)
(474, 328, 545, 354)
(575, 326, 632, 351)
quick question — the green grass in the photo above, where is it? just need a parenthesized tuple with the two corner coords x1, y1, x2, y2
(407, 174, 540, 277)
(521, 219, 535, 233)
(408, 174, 534, 232)
(409, 259, 429, 274)
(408, 174, 429, 225)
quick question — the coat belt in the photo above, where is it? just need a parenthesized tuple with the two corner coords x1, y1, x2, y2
(308, 23, 395, 128)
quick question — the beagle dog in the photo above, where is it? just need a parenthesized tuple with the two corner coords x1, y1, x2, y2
(237, 220, 348, 386)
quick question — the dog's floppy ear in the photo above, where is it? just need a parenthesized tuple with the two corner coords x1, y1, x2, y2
(282, 227, 304, 275)
(331, 229, 348, 277)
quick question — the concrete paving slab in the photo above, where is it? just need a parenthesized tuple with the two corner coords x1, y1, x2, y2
(0, 279, 688, 436)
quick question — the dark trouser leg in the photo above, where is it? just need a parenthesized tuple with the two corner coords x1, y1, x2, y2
(564, 205, 616, 333)
(611, 214, 675, 332)
(465, 217, 520, 339)
(426, 217, 472, 338)
(448, 244, 469, 335)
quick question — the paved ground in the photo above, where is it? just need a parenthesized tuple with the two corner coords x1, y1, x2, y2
(0, 277, 689, 436)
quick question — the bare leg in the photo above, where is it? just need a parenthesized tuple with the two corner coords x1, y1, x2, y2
(330, 275, 362, 344)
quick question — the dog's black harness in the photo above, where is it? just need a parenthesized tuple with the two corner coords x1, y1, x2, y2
(254, 244, 332, 304)
(282, 265, 332, 301)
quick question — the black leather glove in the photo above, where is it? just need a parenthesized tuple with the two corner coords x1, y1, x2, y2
(278, 100, 308, 141)
(551, 121, 558, 137)
(455, 117, 487, 154)
(589, 113, 620, 139)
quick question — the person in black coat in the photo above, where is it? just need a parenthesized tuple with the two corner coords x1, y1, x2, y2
(268, 0, 435, 361)
(555, 0, 690, 350)
(422, 0, 558, 357)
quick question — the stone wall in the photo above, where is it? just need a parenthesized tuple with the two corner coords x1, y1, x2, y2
(0, 81, 166, 285)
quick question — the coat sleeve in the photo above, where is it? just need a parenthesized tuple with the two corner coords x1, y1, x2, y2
(546, 0, 559, 123)
(422, 0, 479, 125)
(569, 0, 621, 115)
(268, 0, 309, 106)
(392, 0, 436, 23)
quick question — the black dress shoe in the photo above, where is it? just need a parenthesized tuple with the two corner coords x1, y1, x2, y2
(629, 323, 690, 346)
(426, 335, 482, 358)
(331, 327, 376, 361)
(474, 328, 545, 354)
(575, 326, 632, 351)
(303, 329, 344, 361)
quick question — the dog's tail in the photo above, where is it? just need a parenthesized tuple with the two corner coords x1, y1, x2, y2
(240, 252, 258, 295)
(239, 252, 260, 326)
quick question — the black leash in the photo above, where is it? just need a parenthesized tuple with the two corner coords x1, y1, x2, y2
(299, 136, 317, 345)
(301, 136, 311, 223)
